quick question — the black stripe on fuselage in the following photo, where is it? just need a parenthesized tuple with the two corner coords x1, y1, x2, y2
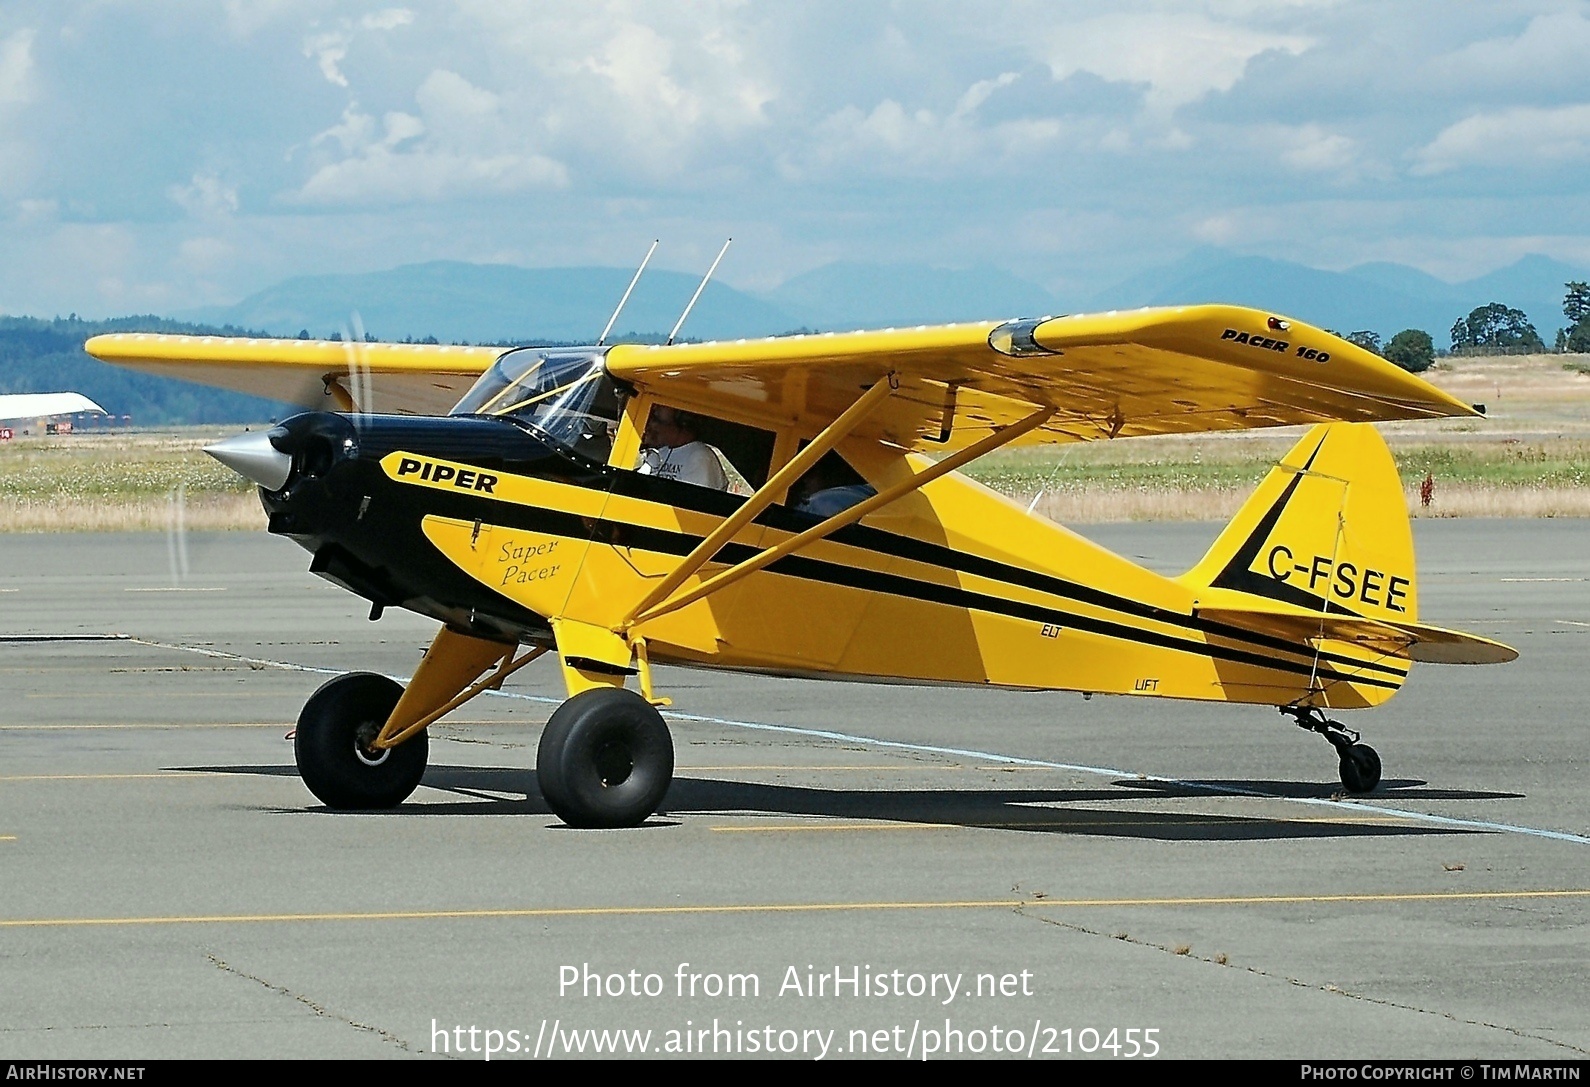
(413, 481, 1402, 693)
(605, 461, 1406, 682)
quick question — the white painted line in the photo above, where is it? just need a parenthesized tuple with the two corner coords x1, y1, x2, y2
(125, 587, 227, 593)
(1499, 578, 1587, 583)
(130, 638, 1590, 847)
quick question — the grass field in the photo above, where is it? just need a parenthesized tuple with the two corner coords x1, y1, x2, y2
(5, 352, 1590, 531)
(0, 428, 262, 532)
(966, 434, 1590, 522)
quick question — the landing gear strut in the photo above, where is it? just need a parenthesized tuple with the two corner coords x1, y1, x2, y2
(1284, 706, 1381, 794)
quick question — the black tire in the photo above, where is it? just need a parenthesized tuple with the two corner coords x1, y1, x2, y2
(1338, 743, 1382, 794)
(294, 672, 427, 809)
(537, 687, 673, 828)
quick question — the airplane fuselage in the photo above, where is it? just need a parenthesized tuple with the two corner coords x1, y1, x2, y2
(259, 411, 1407, 711)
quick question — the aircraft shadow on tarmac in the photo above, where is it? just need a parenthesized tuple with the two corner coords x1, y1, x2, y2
(1112, 778, 1524, 802)
(173, 763, 1518, 842)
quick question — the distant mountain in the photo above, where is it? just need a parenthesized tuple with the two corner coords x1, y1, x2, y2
(186, 259, 1069, 343)
(761, 262, 1060, 330)
(190, 252, 1589, 354)
(1460, 254, 1588, 332)
(183, 261, 803, 344)
(1339, 262, 1456, 303)
(1092, 248, 1590, 346)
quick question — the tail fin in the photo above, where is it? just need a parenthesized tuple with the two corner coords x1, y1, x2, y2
(1183, 423, 1514, 671)
(1182, 423, 1417, 622)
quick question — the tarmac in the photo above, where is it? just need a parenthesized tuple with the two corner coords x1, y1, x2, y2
(1, 520, 1587, 1060)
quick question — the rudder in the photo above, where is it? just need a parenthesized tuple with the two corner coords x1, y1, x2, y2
(1181, 423, 1418, 624)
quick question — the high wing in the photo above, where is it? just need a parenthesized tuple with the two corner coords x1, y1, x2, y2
(604, 305, 1479, 452)
(83, 334, 506, 416)
(85, 305, 1476, 442)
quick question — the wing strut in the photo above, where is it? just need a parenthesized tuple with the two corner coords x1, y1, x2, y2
(622, 402, 1056, 633)
(620, 372, 899, 629)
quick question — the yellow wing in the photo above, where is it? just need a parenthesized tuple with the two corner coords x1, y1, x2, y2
(86, 305, 1476, 439)
(605, 305, 1478, 451)
(84, 333, 506, 416)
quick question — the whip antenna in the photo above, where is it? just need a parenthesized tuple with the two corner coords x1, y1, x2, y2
(597, 239, 659, 347)
(666, 237, 731, 346)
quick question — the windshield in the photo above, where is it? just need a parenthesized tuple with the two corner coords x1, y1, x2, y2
(450, 348, 622, 463)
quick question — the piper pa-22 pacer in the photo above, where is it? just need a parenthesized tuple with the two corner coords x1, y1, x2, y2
(86, 262, 1516, 827)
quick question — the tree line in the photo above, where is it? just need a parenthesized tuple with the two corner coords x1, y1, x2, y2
(1341, 281, 1590, 373)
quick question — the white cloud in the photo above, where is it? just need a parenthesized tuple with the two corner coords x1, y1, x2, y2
(178, 235, 234, 270)
(0, 29, 35, 106)
(1250, 123, 1380, 182)
(1413, 103, 1590, 175)
(1044, 13, 1310, 113)
(799, 95, 1065, 179)
(1192, 212, 1242, 245)
(222, 0, 306, 39)
(950, 72, 1020, 123)
(168, 173, 240, 218)
(15, 197, 57, 222)
(382, 110, 424, 147)
(1434, 9, 1590, 89)
(576, 19, 773, 154)
(360, 9, 414, 33)
(303, 30, 350, 87)
(445, 4, 777, 173)
(292, 92, 566, 207)
(301, 8, 413, 87)
(310, 102, 378, 154)
(294, 147, 566, 206)
(1279, 126, 1354, 172)
(416, 69, 499, 125)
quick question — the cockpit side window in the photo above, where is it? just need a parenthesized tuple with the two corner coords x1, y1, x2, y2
(450, 348, 623, 464)
(787, 448, 877, 518)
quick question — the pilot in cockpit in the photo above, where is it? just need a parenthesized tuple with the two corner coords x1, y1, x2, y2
(635, 405, 728, 490)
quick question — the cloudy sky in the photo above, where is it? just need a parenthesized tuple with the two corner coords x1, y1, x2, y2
(1, 0, 1587, 317)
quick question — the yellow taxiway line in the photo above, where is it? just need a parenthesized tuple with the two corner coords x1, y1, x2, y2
(0, 772, 240, 782)
(2, 889, 1588, 930)
(0, 723, 283, 730)
(675, 764, 1052, 772)
(712, 823, 958, 833)
(24, 692, 287, 699)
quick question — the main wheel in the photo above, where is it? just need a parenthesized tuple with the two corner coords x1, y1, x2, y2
(537, 687, 673, 828)
(1337, 743, 1382, 794)
(294, 672, 428, 809)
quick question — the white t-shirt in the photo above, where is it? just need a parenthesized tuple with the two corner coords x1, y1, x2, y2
(637, 441, 728, 490)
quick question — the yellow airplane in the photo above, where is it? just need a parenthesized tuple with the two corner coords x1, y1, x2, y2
(86, 304, 1515, 827)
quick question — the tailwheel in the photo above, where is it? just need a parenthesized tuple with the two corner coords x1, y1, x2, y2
(295, 672, 428, 809)
(1284, 706, 1382, 794)
(537, 687, 674, 828)
(1337, 743, 1382, 794)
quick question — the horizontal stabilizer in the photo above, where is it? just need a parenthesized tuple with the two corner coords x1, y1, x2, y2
(1197, 605, 1517, 665)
